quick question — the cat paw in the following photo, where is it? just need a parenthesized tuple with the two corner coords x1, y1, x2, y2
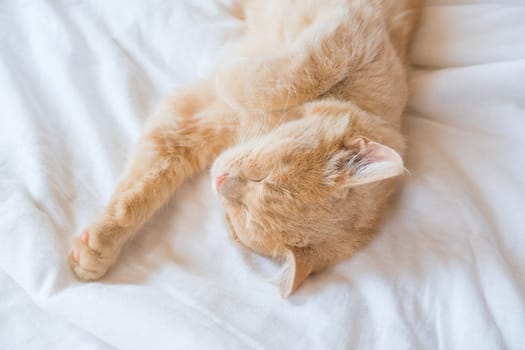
(69, 229, 118, 281)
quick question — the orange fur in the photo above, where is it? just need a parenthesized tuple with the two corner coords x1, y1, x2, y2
(70, 0, 422, 296)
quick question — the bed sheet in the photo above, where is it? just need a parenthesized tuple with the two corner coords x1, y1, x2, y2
(1, 0, 524, 349)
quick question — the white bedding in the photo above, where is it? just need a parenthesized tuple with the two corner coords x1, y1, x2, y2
(1, 0, 524, 349)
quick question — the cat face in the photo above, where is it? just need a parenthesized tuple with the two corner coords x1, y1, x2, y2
(211, 110, 405, 296)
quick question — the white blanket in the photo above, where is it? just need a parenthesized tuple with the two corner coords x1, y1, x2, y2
(1, 1, 524, 349)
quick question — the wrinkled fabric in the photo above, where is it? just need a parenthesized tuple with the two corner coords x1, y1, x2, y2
(1, 1, 524, 349)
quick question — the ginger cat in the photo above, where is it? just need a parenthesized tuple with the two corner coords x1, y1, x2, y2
(70, 0, 422, 296)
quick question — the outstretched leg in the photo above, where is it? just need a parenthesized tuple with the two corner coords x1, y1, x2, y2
(69, 83, 236, 280)
(381, 0, 423, 64)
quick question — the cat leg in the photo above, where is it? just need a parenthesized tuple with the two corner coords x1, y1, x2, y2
(217, 3, 384, 113)
(383, 0, 422, 64)
(69, 86, 235, 280)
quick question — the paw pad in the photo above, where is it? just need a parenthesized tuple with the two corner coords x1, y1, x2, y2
(72, 247, 79, 262)
(81, 230, 90, 244)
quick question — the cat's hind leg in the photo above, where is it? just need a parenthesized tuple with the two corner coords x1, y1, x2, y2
(69, 84, 235, 280)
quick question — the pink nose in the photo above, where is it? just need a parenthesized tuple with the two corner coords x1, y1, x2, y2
(215, 174, 228, 191)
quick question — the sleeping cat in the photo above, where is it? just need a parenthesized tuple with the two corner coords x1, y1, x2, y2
(69, 0, 422, 296)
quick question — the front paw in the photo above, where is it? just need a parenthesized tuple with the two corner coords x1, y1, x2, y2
(69, 229, 119, 281)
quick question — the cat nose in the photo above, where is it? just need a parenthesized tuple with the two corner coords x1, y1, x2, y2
(215, 174, 228, 191)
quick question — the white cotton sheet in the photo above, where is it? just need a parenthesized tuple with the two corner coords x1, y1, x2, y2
(1, 1, 524, 349)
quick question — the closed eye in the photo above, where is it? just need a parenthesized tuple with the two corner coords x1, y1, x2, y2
(245, 173, 271, 183)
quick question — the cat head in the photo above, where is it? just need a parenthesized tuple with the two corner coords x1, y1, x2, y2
(211, 103, 405, 297)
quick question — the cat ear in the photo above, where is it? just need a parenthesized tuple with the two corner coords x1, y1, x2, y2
(326, 136, 404, 186)
(280, 247, 314, 298)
